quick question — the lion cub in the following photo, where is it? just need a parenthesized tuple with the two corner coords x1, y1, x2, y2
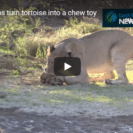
(41, 29, 133, 85)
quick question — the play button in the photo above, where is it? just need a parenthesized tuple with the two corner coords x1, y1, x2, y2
(54, 57, 81, 76)
(64, 63, 72, 71)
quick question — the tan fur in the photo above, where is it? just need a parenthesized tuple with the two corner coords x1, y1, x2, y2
(41, 29, 133, 85)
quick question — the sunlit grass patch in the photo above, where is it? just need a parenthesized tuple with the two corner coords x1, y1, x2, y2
(130, 99, 133, 102)
(7, 88, 20, 95)
(95, 82, 106, 87)
(89, 73, 104, 77)
(11, 70, 20, 76)
(39, 88, 132, 106)
(126, 70, 133, 83)
(50, 99, 63, 103)
(0, 48, 14, 55)
(49, 89, 71, 95)
(0, 46, 8, 51)
(81, 95, 112, 103)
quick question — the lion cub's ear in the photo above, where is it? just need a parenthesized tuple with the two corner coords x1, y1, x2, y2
(65, 39, 84, 56)
(47, 45, 55, 55)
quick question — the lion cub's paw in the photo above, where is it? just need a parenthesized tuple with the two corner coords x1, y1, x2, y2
(105, 79, 129, 85)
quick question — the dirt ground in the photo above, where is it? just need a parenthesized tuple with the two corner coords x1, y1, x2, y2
(0, 75, 133, 133)
(0, 107, 132, 133)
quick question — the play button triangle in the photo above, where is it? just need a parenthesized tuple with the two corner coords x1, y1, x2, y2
(64, 63, 72, 71)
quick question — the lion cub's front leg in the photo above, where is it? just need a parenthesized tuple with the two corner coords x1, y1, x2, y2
(64, 69, 90, 85)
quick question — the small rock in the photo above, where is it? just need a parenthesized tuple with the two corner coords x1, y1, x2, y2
(0, 92, 6, 98)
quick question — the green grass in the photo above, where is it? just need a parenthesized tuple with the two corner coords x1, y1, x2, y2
(0, 47, 14, 55)
(38, 84, 133, 108)
(0, 79, 133, 108)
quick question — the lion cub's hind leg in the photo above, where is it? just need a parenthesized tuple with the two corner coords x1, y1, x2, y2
(105, 40, 132, 85)
(104, 71, 115, 80)
(105, 68, 128, 85)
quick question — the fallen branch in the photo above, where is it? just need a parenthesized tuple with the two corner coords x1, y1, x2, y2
(0, 57, 33, 75)
(36, 64, 45, 70)
(2, 54, 35, 60)
(0, 70, 12, 75)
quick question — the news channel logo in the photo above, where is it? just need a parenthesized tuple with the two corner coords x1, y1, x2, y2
(103, 9, 133, 27)
(105, 11, 117, 23)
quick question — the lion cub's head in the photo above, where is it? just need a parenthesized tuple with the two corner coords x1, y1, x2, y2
(40, 38, 84, 85)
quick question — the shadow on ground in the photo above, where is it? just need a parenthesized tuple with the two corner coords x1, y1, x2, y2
(0, 107, 133, 133)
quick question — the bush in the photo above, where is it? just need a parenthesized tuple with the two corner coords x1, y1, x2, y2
(0, 8, 104, 60)
(0, 7, 42, 53)
(79, 23, 103, 33)
(25, 41, 47, 58)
